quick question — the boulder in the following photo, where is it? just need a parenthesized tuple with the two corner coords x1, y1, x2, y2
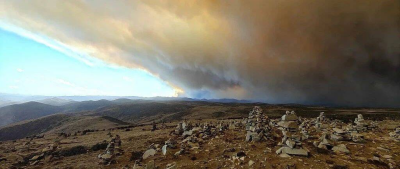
(162, 145, 167, 155)
(143, 149, 156, 160)
(332, 144, 350, 154)
(182, 130, 193, 137)
(276, 147, 308, 156)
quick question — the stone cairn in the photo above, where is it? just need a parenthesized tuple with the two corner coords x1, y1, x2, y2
(276, 111, 309, 156)
(330, 127, 352, 141)
(314, 132, 334, 150)
(314, 130, 351, 154)
(354, 114, 377, 132)
(315, 112, 329, 130)
(245, 106, 271, 142)
(173, 122, 184, 135)
(151, 121, 157, 131)
(299, 119, 312, 140)
(98, 135, 122, 165)
(348, 114, 377, 142)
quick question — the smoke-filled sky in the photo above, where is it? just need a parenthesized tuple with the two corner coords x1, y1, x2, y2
(0, 0, 399, 107)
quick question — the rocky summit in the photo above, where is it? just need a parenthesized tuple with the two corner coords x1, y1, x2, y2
(0, 106, 400, 169)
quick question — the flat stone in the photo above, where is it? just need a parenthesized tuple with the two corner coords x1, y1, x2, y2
(383, 155, 392, 159)
(333, 128, 345, 134)
(278, 147, 308, 156)
(332, 144, 350, 154)
(354, 157, 368, 162)
(279, 153, 291, 158)
(30, 155, 41, 161)
(102, 153, 113, 160)
(30, 154, 44, 161)
(188, 142, 199, 149)
(143, 149, 156, 160)
(182, 130, 193, 137)
(166, 162, 177, 169)
(377, 147, 390, 152)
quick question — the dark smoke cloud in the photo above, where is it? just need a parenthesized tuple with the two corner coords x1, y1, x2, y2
(1, 0, 399, 107)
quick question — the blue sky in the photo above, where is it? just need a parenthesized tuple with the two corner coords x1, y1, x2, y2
(0, 28, 177, 97)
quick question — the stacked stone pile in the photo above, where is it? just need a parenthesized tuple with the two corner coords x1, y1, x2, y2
(276, 111, 308, 156)
(245, 106, 272, 142)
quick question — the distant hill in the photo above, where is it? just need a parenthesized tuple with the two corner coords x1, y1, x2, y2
(36, 97, 76, 106)
(61, 99, 116, 113)
(0, 99, 120, 127)
(0, 99, 19, 108)
(93, 101, 196, 123)
(0, 102, 63, 127)
(47, 115, 130, 134)
(0, 114, 68, 141)
(0, 114, 130, 141)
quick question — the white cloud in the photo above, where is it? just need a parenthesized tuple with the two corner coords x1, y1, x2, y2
(56, 78, 110, 96)
(9, 85, 18, 89)
(122, 76, 134, 83)
(57, 79, 75, 87)
(16, 68, 23, 72)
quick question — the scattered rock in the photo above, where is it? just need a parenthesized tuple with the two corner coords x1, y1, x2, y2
(143, 149, 156, 160)
(165, 162, 177, 169)
(332, 144, 350, 154)
(237, 151, 246, 157)
(249, 160, 255, 166)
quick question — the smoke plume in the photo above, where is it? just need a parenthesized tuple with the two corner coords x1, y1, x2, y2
(1, 0, 399, 107)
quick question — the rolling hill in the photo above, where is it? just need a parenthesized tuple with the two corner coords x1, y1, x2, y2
(0, 102, 63, 127)
(36, 97, 76, 106)
(0, 99, 123, 127)
(0, 114, 131, 141)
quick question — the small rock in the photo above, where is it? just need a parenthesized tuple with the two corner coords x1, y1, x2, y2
(165, 162, 177, 169)
(279, 153, 291, 158)
(382, 155, 392, 159)
(143, 149, 156, 160)
(237, 151, 246, 157)
(249, 160, 255, 166)
(332, 144, 350, 154)
(162, 145, 167, 155)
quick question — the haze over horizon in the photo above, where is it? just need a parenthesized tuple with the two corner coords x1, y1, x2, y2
(1, 0, 399, 107)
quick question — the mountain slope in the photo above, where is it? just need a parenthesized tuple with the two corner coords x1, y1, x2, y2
(0, 114, 131, 141)
(93, 101, 196, 123)
(0, 99, 123, 127)
(61, 99, 116, 113)
(36, 97, 76, 106)
(0, 102, 63, 127)
(47, 115, 130, 134)
(0, 114, 69, 141)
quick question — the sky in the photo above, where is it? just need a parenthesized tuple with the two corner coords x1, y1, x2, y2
(0, 0, 399, 107)
(0, 28, 178, 97)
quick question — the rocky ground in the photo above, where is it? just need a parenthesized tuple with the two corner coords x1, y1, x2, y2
(0, 109, 399, 169)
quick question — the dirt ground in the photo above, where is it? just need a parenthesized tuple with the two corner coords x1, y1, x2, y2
(0, 117, 399, 169)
